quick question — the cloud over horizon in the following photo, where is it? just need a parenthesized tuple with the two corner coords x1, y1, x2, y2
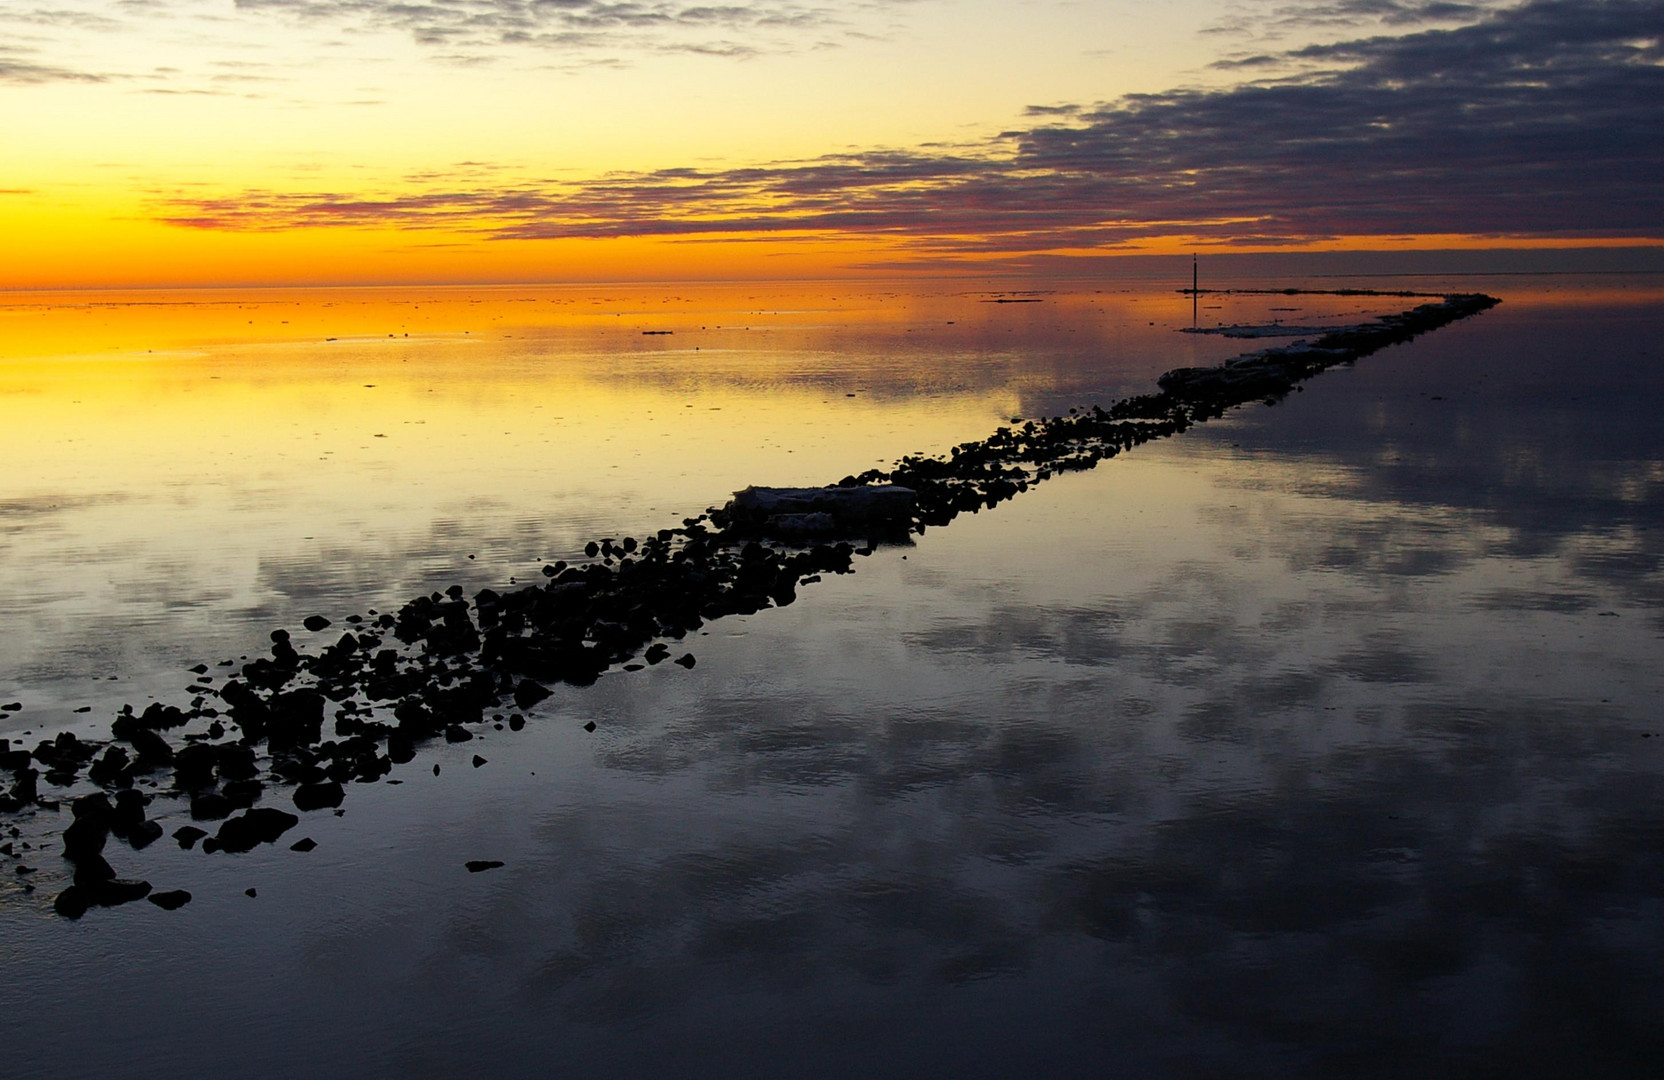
(154, 0, 1663, 253)
(231, 0, 865, 57)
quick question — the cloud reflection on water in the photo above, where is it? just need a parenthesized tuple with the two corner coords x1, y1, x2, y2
(2, 284, 1662, 1076)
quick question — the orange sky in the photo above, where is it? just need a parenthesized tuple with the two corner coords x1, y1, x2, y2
(2, 1, 1659, 288)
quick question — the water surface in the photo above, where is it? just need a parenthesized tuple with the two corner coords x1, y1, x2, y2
(2, 275, 1661, 1077)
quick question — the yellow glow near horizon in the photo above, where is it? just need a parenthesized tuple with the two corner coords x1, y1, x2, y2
(2, 0, 1657, 287)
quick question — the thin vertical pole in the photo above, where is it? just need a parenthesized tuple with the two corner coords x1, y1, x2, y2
(1192, 254, 1198, 326)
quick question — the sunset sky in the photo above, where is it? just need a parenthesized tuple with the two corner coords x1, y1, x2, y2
(3, 0, 1660, 287)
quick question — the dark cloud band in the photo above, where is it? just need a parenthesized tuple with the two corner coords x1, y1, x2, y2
(159, 0, 1664, 249)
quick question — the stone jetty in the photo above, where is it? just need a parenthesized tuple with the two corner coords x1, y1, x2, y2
(0, 291, 1499, 916)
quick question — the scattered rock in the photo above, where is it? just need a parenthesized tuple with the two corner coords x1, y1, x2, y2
(290, 837, 317, 852)
(292, 781, 344, 812)
(148, 889, 192, 911)
(174, 826, 208, 850)
(53, 887, 89, 919)
(190, 793, 234, 821)
(212, 808, 299, 854)
(17, 290, 1506, 917)
(465, 860, 504, 873)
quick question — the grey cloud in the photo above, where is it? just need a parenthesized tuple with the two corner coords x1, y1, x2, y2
(1204, 0, 1507, 40)
(0, 47, 109, 84)
(231, 0, 846, 53)
(159, 1, 1664, 249)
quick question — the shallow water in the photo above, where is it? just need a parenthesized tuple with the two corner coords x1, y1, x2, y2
(2, 275, 1662, 1076)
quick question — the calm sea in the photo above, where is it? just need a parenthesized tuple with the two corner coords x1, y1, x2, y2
(2, 273, 1661, 1076)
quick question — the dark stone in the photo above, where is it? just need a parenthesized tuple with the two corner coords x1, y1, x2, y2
(465, 860, 504, 872)
(111, 789, 149, 837)
(119, 725, 174, 766)
(217, 745, 259, 780)
(87, 746, 132, 787)
(471, 755, 486, 768)
(303, 615, 332, 632)
(62, 816, 109, 860)
(190, 793, 234, 821)
(245, 888, 257, 898)
(172, 743, 218, 790)
(674, 654, 697, 669)
(91, 878, 152, 907)
(148, 889, 192, 910)
(213, 808, 299, 854)
(290, 837, 317, 852)
(71, 851, 115, 887)
(444, 725, 473, 743)
(72, 792, 114, 822)
(293, 781, 344, 812)
(54, 886, 89, 919)
(508, 714, 525, 732)
(174, 826, 208, 850)
(221, 778, 263, 808)
(583, 721, 597, 733)
(127, 820, 164, 851)
(513, 680, 553, 710)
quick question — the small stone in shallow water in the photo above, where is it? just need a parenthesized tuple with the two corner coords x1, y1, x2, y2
(54, 887, 89, 919)
(465, 860, 503, 873)
(190, 793, 233, 821)
(674, 654, 697, 669)
(290, 838, 317, 852)
(127, 820, 164, 851)
(583, 721, 597, 733)
(148, 889, 191, 911)
(245, 888, 257, 898)
(513, 680, 552, 711)
(471, 755, 486, 768)
(173, 826, 207, 850)
(92, 878, 152, 907)
(293, 781, 344, 812)
(444, 725, 473, 743)
(303, 616, 331, 632)
(212, 808, 299, 854)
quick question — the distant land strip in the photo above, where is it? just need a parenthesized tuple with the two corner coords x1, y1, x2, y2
(0, 290, 1500, 918)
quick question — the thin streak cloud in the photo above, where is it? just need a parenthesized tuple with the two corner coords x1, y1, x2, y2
(232, 0, 856, 53)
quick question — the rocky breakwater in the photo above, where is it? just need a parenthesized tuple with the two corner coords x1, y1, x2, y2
(0, 291, 1497, 917)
